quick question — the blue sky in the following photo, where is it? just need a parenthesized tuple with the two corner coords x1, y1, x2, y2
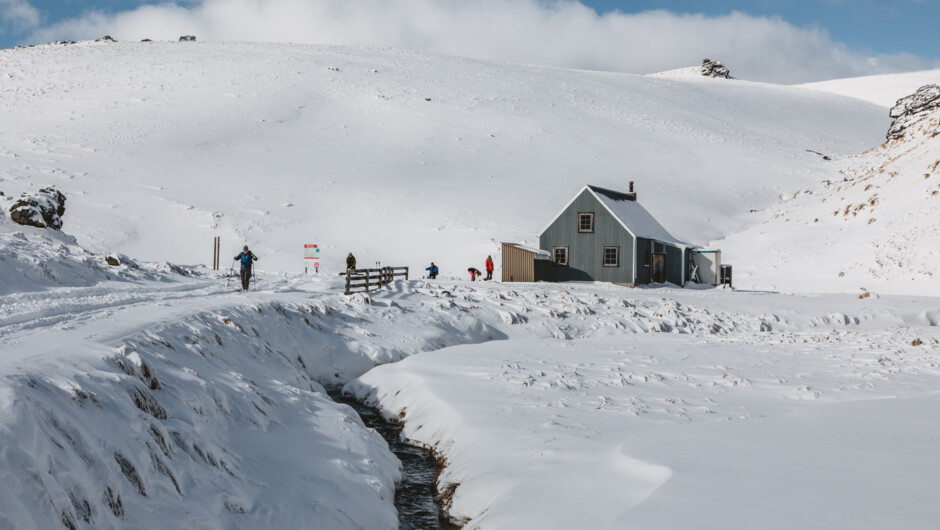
(2, 0, 938, 83)
(586, 0, 939, 56)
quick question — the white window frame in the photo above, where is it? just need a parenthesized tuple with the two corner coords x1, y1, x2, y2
(577, 212, 594, 233)
(553, 246, 569, 266)
(603, 246, 620, 267)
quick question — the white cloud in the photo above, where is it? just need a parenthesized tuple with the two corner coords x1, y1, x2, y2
(25, 0, 940, 83)
(1, 0, 40, 30)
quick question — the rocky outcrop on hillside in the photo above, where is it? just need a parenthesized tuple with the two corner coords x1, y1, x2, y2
(9, 187, 67, 229)
(701, 58, 731, 79)
(887, 84, 940, 141)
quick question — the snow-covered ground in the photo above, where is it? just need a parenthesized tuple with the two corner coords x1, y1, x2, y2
(2, 268, 937, 528)
(2, 39, 939, 529)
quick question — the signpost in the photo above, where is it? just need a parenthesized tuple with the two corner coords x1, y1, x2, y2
(304, 244, 320, 274)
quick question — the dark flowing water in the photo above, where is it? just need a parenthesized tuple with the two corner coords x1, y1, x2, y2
(328, 389, 457, 530)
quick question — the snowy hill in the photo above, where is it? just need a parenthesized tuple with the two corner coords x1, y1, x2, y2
(718, 83, 939, 295)
(798, 69, 940, 107)
(1, 40, 886, 284)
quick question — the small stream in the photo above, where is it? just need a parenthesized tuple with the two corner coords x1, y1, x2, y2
(328, 389, 457, 530)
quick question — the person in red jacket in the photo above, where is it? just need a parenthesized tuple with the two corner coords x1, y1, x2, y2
(485, 255, 494, 280)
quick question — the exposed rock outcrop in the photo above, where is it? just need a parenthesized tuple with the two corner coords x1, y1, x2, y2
(179, 35, 197, 42)
(701, 58, 731, 79)
(106, 253, 140, 269)
(9, 187, 67, 230)
(887, 84, 940, 141)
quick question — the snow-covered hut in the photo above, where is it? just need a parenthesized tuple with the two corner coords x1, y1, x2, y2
(538, 184, 699, 286)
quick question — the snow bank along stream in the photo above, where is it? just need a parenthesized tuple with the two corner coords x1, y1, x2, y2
(0, 277, 937, 528)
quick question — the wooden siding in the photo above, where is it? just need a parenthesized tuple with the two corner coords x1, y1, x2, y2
(501, 242, 535, 282)
(539, 189, 635, 283)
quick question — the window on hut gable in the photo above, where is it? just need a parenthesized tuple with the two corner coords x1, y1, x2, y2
(578, 212, 594, 233)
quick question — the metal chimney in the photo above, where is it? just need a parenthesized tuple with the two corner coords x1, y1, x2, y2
(626, 181, 637, 201)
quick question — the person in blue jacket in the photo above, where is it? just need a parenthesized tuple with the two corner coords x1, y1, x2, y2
(425, 262, 439, 279)
(234, 245, 259, 290)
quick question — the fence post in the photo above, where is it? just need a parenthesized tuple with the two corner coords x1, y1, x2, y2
(345, 271, 351, 295)
(364, 269, 370, 292)
(405, 267, 409, 280)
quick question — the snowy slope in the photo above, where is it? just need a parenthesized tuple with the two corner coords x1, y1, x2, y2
(798, 69, 940, 107)
(0, 40, 885, 282)
(717, 91, 939, 295)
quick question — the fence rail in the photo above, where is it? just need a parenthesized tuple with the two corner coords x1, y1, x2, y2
(345, 266, 409, 295)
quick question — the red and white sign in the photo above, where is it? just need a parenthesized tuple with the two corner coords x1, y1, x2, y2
(304, 244, 319, 260)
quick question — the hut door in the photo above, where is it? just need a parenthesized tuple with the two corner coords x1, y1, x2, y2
(652, 253, 667, 283)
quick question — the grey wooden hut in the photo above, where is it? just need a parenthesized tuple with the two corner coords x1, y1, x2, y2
(538, 184, 695, 286)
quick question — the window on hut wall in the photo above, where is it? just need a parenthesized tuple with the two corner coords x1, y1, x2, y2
(578, 212, 594, 233)
(553, 246, 568, 266)
(603, 246, 620, 267)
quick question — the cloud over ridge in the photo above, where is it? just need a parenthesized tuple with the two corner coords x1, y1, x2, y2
(1, 0, 41, 30)
(25, 0, 939, 83)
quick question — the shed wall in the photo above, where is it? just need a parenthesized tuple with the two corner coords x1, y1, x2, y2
(539, 189, 635, 283)
(666, 244, 683, 285)
(501, 243, 535, 282)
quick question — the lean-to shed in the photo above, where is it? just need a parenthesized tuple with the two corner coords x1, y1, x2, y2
(501, 242, 551, 282)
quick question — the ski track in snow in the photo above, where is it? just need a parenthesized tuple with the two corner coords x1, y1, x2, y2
(0, 279, 221, 339)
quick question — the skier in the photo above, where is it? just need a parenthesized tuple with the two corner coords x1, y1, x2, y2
(346, 252, 357, 270)
(467, 267, 482, 281)
(485, 255, 494, 280)
(425, 262, 439, 279)
(234, 245, 259, 291)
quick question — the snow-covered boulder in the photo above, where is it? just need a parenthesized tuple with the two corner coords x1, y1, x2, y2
(701, 58, 732, 79)
(106, 252, 140, 269)
(887, 84, 940, 141)
(9, 187, 67, 230)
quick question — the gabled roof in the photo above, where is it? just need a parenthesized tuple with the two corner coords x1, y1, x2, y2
(539, 185, 693, 248)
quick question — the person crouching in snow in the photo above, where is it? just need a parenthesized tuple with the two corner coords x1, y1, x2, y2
(346, 252, 357, 271)
(234, 245, 258, 291)
(426, 262, 439, 279)
(485, 255, 494, 280)
(468, 267, 482, 281)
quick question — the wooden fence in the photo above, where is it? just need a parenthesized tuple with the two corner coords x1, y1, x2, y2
(345, 267, 409, 295)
